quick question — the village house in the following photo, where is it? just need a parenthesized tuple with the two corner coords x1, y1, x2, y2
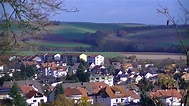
(87, 54, 104, 66)
(3, 80, 44, 94)
(61, 53, 87, 65)
(22, 61, 40, 69)
(50, 66, 68, 78)
(41, 62, 68, 78)
(0, 62, 5, 71)
(0, 87, 22, 99)
(64, 87, 93, 104)
(62, 82, 108, 96)
(150, 89, 182, 106)
(53, 53, 61, 62)
(43, 82, 109, 102)
(123, 63, 133, 72)
(89, 65, 107, 75)
(95, 86, 139, 106)
(90, 74, 114, 86)
(181, 73, 189, 82)
(25, 90, 47, 106)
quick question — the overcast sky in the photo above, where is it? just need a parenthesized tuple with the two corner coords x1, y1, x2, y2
(50, 0, 189, 25)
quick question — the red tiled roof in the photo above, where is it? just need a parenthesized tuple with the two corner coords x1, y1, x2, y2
(64, 87, 87, 97)
(103, 86, 127, 98)
(41, 62, 56, 68)
(20, 86, 34, 94)
(123, 63, 133, 69)
(25, 90, 38, 98)
(90, 82, 108, 93)
(51, 66, 67, 71)
(150, 89, 182, 99)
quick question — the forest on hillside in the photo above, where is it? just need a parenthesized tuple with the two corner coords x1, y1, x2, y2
(77, 25, 189, 53)
(24, 22, 189, 53)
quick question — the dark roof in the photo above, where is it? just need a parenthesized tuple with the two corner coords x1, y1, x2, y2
(25, 90, 43, 98)
(63, 82, 108, 94)
(0, 87, 22, 95)
(3, 80, 43, 94)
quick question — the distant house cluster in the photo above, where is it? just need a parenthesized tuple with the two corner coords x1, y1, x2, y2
(0, 52, 188, 106)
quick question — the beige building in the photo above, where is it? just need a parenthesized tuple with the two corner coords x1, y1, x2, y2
(79, 53, 87, 62)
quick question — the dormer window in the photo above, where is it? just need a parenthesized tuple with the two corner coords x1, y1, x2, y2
(115, 91, 121, 94)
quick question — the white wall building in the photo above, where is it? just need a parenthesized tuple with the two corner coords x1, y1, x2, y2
(26, 90, 47, 106)
(95, 86, 140, 106)
(51, 70, 67, 78)
(87, 54, 104, 66)
(54, 53, 61, 61)
(64, 87, 93, 104)
(90, 74, 114, 86)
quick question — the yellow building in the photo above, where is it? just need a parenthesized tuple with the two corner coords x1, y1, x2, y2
(79, 53, 87, 62)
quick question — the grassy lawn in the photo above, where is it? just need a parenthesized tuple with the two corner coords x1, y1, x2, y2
(49, 22, 144, 40)
(159, 40, 189, 47)
(31, 41, 92, 48)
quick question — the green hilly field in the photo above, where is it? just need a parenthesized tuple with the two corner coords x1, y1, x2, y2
(29, 22, 189, 53)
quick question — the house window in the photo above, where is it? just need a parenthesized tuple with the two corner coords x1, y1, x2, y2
(116, 99, 118, 102)
(121, 98, 124, 102)
(33, 100, 36, 102)
(40, 99, 44, 102)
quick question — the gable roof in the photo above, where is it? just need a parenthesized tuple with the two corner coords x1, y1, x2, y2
(98, 86, 127, 98)
(150, 89, 182, 99)
(20, 86, 34, 94)
(41, 62, 56, 68)
(25, 90, 44, 99)
(64, 87, 87, 97)
(63, 82, 108, 94)
(123, 63, 133, 69)
(51, 66, 68, 71)
(3, 80, 43, 94)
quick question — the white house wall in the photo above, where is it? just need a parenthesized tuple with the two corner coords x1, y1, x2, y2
(26, 96, 47, 106)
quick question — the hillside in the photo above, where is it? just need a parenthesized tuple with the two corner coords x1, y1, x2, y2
(29, 22, 189, 53)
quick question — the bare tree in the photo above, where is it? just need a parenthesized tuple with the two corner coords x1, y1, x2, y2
(157, 0, 189, 67)
(0, 0, 78, 54)
(157, 0, 189, 106)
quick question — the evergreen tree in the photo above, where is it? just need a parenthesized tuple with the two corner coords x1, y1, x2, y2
(54, 84, 64, 99)
(9, 82, 27, 106)
(20, 64, 37, 79)
(76, 63, 89, 82)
